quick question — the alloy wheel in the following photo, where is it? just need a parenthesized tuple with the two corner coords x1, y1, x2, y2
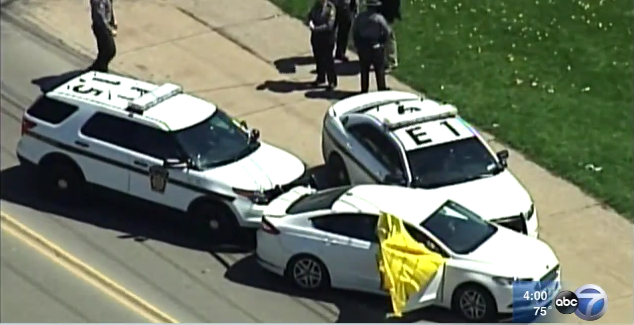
(292, 258, 323, 289)
(459, 289, 487, 320)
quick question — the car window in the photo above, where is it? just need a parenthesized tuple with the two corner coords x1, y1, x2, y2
(312, 213, 379, 242)
(407, 137, 502, 189)
(173, 109, 258, 169)
(347, 124, 403, 174)
(132, 125, 182, 159)
(80, 113, 136, 149)
(27, 96, 78, 124)
(421, 200, 497, 254)
(403, 223, 448, 257)
(286, 186, 352, 214)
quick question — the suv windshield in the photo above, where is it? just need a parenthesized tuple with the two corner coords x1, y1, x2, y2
(174, 109, 258, 169)
(421, 200, 497, 254)
(407, 137, 502, 189)
(286, 186, 352, 214)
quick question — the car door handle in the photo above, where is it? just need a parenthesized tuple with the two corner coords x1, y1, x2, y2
(74, 141, 89, 148)
(133, 160, 148, 167)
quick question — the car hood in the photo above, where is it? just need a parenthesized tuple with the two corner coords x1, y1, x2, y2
(200, 143, 305, 190)
(424, 170, 532, 220)
(460, 226, 559, 278)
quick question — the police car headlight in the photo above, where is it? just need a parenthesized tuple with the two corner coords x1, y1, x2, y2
(233, 188, 269, 204)
(523, 203, 535, 220)
(493, 276, 532, 286)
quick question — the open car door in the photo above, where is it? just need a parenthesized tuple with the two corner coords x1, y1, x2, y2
(376, 212, 446, 317)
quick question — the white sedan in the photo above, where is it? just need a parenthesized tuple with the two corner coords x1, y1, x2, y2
(321, 91, 538, 237)
(256, 185, 561, 322)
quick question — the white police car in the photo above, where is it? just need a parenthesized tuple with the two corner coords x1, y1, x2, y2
(321, 91, 538, 237)
(16, 71, 307, 232)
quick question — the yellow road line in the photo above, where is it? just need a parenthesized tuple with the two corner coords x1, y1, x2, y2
(0, 211, 179, 323)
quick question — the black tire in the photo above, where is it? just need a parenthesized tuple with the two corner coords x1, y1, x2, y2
(38, 159, 85, 203)
(452, 284, 498, 322)
(285, 254, 331, 291)
(189, 200, 240, 240)
(327, 153, 350, 186)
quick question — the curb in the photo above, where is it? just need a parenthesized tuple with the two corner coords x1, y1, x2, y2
(0, 212, 179, 323)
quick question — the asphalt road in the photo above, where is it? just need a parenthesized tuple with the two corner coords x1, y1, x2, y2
(0, 15, 457, 323)
(0, 228, 149, 323)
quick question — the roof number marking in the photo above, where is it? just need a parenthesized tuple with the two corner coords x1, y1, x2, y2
(71, 84, 103, 96)
(404, 125, 431, 146)
(404, 120, 461, 147)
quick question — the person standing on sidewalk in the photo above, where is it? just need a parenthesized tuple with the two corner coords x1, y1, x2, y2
(88, 0, 117, 72)
(306, 0, 338, 90)
(333, 0, 357, 62)
(352, 0, 391, 93)
(379, 0, 401, 71)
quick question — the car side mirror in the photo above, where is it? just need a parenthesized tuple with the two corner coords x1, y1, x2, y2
(250, 129, 261, 142)
(240, 120, 248, 129)
(163, 157, 188, 169)
(496, 149, 509, 167)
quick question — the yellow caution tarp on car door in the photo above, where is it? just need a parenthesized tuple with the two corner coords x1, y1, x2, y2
(376, 212, 446, 317)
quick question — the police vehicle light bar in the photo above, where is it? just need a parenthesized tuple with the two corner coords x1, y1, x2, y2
(126, 83, 183, 114)
(386, 104, 458, 130)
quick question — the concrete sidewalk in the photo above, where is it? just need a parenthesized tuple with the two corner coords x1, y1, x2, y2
(7, 0, 632, 322)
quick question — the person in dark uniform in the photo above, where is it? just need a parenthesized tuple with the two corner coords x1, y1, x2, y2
(306, 0, 338, 89)
(379, 0, 401, 71)
(88, 0, 117, 72)
(333, 0, 357, 62)
(352, 0, 391, 93)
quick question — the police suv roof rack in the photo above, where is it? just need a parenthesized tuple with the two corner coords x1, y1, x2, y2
(386, 104, 458, 130)
(126, 83, 183, 114)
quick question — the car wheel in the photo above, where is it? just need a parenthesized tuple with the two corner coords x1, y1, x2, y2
(452, 284, 497, 322)
(39, 160, 85, 203)
(286, 255, 331, 290)
(190, 201, 240, 240)
(327, 153, 350, 186)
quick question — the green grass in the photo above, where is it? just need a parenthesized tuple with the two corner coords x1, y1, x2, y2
(271, 0, 633, 219)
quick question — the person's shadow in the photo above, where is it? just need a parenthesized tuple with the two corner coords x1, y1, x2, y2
(273, 56, 315, 74)
(31, 69, 85, 92)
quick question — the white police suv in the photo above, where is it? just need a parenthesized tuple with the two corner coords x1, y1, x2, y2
(17, 71, 308, 232)
(321, 91, 538, 237)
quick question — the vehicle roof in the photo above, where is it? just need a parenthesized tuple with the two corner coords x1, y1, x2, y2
(360, 97, 477, 151)
(332, 185, 449, 224)
(47, 71, 216, 131)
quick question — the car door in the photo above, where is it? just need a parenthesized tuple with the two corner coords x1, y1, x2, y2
(76, 112, 133, 193)
(401, 223, 449, 312)
(346, 123, 406, 184)
(310, 213, 382, 292)
(127, 125, 198, 211)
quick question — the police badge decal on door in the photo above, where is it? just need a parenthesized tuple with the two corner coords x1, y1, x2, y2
(149, 165, 169, 193)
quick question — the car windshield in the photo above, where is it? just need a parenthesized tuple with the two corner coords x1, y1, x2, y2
(421, 200, 497, 254)
(286, 186, 352, 214)
(407, 137, 502, 189)
(174, 109, 259, 169)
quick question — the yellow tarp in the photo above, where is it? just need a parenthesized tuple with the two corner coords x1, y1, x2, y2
(376, 212, 446, 317)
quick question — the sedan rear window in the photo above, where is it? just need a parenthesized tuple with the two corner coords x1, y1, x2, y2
(286, 186, 352, 214)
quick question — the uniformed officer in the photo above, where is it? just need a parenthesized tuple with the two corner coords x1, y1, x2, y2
(352, 0, 391, 93)
(379, 0, 401, 71)
(333, 0, 357, 62)
(88, 0, 117, 72)
(306, 0, 338, 89)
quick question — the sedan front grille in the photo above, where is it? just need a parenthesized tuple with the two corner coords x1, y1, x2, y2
(493, 215, 527, 234)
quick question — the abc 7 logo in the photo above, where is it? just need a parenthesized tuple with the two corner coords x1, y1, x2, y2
(555, 284, 608, 321)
